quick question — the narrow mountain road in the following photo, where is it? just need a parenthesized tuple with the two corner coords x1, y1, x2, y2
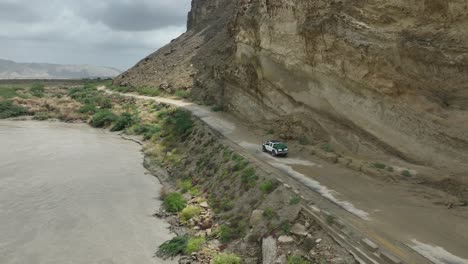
(101, 87, 468, 264)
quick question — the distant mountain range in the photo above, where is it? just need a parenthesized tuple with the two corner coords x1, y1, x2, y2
(0, 59, 121, 79)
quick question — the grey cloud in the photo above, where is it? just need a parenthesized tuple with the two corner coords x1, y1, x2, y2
(0, 0, 191, 70)
(0, 2, 43, 23)
(77, 0, 190, 31)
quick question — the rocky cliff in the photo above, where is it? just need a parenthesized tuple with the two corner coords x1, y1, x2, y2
(114, 0, 468, 183)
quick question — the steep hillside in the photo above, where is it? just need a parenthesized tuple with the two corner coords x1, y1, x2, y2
(115, 0, 468, 183)
(0, 59, 121, 79)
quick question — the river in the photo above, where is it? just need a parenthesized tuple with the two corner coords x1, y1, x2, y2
(0, 120, 176, 264)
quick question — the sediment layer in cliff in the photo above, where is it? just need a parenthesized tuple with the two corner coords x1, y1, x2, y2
(115, 0, 468, 183)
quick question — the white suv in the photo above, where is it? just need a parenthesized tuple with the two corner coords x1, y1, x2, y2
(262, 140, 288, 157)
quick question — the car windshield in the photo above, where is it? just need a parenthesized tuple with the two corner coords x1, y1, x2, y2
(273, 143, 287, 149)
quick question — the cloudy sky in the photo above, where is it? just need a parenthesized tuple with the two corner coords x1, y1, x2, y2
(0, 0, 191, 70)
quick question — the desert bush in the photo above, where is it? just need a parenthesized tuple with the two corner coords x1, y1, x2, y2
(326, 215, 336, 225)
(184, 237, 205, 255)
(175, 89, 190, 99)
(177, 179, 193, 193)
(109, 85, 134, 93)
(211, 105, 224, 112)
(287, 255, 308, 264)
(0, 87, 23, 99)
(241, 167, 258, 187)
(212, 253, 241, 264)
(163, 192, 186, 213)
(218, 224, 233, 243)
(322, 143, 334, 152)
(136, 86, 160, 96)
(79, 104, 97, 114)
(0, 100, 27, 119)
(90, 109, 117, 128)
(68, 84, 112, 109)
(179, 206, 201, 222)
(280, 221, 291, 234)
(161, 109, 193, 137)
(111, 112, 137, 131)
(30, 83, 45, 97)
(156, 235, 188, 258)
(260, 180, 278, 194)
(263, 207, 277, 219)
(33, 112, 50, 120)
(232, 155, 249, 172)
(373, 163, 386, 169)
(401, 170, 412, 177)
(289, 196, 301, 205)
(133, 123, 161, 140)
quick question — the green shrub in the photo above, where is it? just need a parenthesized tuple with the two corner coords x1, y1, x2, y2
(373, 163, 386, 169)
(280, 222, 291, 234)
(221, 199, 234, 212)
(322, 143, 334, 152)
(163, 192, 186, 213)
(79, 104, 97, 114)
(241, 167, 258, 186)
(287, 255, 308, 264)
(260, 180, 278, 194)
(0, 100, 27, 119)
(326, 215, 336, 225)
(179, 206, 201, 222)
(290, 196, 301, 205)
(461, 200, 468, 207)
(175, 90, 190, 99)
(265, 128, 274, 135)
(232, 156, 249, 172)
(161, 109, 193, 137)
(33, 112, 50, 120)
(212, 253, 241, 264)
(133, 124, 161, 140)
(156, 235, 188, 258)
(211, 105, 224, 112)
(136, 86, 160, 96)
(30, 83, 45, 97)
(90, 110, 117, 128)
(188, 187, 201, 196)
(0, 87, 23, 99)
(401, 170, 412, 177)
(177, 179, 193, 193)
(109, 85, 134, 93)
(111, 112, 137, 131)
(263, 207, 277, 219)
(218, 225, 233, 243)
(184, 237, 205, 255)
(68, 84, 112, 109)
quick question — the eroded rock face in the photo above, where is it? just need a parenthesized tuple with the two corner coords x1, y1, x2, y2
(115, 0, 468, 182)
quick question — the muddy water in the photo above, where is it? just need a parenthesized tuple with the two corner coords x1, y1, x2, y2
(0, 120, 176, 264)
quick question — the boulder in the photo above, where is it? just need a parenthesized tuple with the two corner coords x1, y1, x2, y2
(277, 236, 294, 244)
(290, 223, 308, 236)
(262, 236, 277, 264)
(249, 209, 264, 227)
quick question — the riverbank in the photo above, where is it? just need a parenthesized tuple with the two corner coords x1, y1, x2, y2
(0, 120, 177, 264)
(0, 82, 357, 263)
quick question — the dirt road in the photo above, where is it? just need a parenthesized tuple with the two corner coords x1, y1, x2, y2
(103, 88, 468, 264)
